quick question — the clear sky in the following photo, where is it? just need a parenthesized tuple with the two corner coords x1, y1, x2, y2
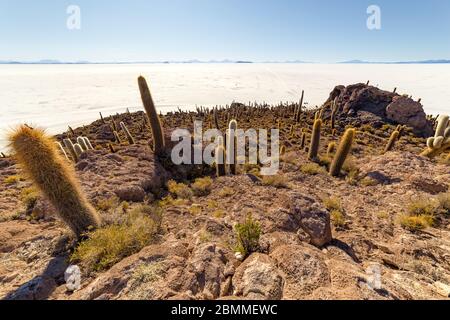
(0, 0, 449, 62)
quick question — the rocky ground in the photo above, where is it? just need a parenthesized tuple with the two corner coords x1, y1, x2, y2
(0, 83, 449, 300)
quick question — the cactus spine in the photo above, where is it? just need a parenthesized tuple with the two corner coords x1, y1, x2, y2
(120, 121, 135, 145)
(9, 125, 100, 237)
(138, 76, 165, 155)
(383, 130, 400, 153)
(329, 128, 355, 177)
(308, 119, 322, 161)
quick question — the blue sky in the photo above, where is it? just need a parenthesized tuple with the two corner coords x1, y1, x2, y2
(0, 0, 449, 62)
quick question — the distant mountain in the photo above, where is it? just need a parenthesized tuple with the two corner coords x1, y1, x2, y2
(339, 59, 450, 64)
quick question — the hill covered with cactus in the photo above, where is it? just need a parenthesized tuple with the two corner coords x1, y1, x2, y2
(0, 79, 449, 300)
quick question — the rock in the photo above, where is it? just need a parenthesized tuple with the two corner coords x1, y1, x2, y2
(323, 83, 432, 137)
(114, 184, 146, 202)
(233, 253, 284, 300)
(386, 96, 433, 136)
(270, 245, 330, 299)
(289, 193, 332, 247)
(97, 124, 115, 140)
(186, 243, 228, 299)
(235, 252, 244, 261)
(6, 276, 57, 300)
(65, 265, 82, 292)
(434, 281, 450, 298)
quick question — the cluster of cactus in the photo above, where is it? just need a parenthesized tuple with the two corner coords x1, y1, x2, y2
(138, 76, 165, 155)
(422, 115, 450, 158)
(9, 125, 100, 238)
(62, 136, 93, 162)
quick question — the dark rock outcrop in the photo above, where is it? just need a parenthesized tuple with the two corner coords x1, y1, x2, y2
(324, 83, 433, 136)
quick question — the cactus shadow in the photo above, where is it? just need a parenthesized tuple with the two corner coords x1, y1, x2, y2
(329, 239, 361, 263)
(3, 236, 71, 300)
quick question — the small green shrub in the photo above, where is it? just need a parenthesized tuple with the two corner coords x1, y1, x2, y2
(261, 175, 289, 188)
(20, 187, 40, 210)
(191, 177, 213, 196)
(300, 163, 326, 175)
(234, 214, 261, 257)
(71, 205, 161, 272)
(4, 175, 21, 185)
(331, 210, 346, 228)
(218, 187, 235, 197)
(167, 180, 193, 200)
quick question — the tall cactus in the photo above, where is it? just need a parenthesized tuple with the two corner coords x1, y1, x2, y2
(294, 90, 304, 122)
(120, 121, 135, 145)
(308, 119, 322, 161)
(330, 97, 338, 130)
(227, 120, 238, 175)
(329, 128, 355, 177)
(9, 125, 100, 238)
(138, 76, 165, 155)
(383, 130, 400, 153)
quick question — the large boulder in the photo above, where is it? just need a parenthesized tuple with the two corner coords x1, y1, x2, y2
(289, 193, 332, 247)
(270, 245, 330, 299)
(232, 253, 284, 300)
(324, 83, 433, 136)
(386, 96, 433, 136)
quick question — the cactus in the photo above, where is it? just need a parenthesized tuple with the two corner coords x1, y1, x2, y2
(329, 128, 355, 177)
(56, 142, 69, 160)
(108, 143, 116, 153)
(215, 144, 226, 177)
(111, 116, 118, 132)
(308, 119, 322, 161)
(68, 126, 75, 136)
(295, 90, 304, 122)
(383, 130, 400, 153)
(213, 107, 220, 130)
(227, 120, 238, 175)
(120, 122, 135, 145)
(330, 98, 338, 130)
(77, 136, 88, 151)
(73, 143, 84, 158)
(300, 132, 307, 149)
(9, 125, 100, 237)
(327, 142, 336, 157)
(63, 138, 78, 162)
(83, 137, 94, 150)
(99, 112, 105, 124)
(138, 76, 165, 155)
(113, 131, 122, 144)
(421, 114, 450, 158)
